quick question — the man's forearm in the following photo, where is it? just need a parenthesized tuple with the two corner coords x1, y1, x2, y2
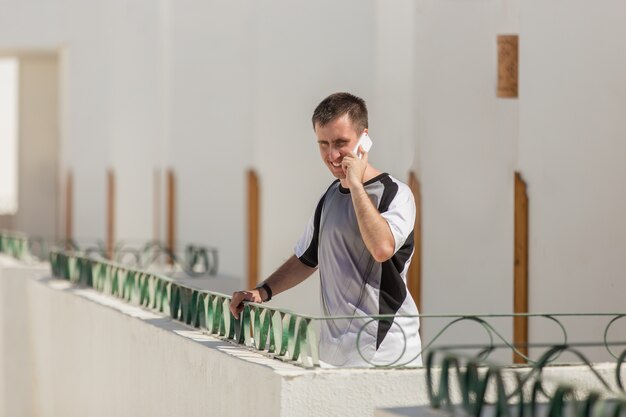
(350, 184, 395, 263)
(261, 255, 317, 297)
(230, 255, 316, 318)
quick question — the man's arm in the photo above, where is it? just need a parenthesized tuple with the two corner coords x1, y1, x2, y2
(342, 149, 395, 263)
(350, 184, 395, 262)
(229, 255, 317, 318)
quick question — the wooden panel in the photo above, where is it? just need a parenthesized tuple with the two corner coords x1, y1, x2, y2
(514, 171, 529, 363)
(497, 34, 519, 98)
(65, 170, 73, 247)
(166, 169, 176, 264)
(153, 168, 161, 243)
(106, 170, 115, 260)
(407, 171, 422, 312)
(247, 170, 260, 290)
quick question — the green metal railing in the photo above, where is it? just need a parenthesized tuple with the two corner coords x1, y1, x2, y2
(48, 250, 626, 370)
(0, 230, 218, 277)
(0, 231, 32, 260)
(426, 347, 626, 417)
(49, 250, 319, 367)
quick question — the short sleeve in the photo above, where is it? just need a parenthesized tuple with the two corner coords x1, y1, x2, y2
(380, 182, 416, 254)
(294, 208, 316, 264)
(294, 191, 328, 268)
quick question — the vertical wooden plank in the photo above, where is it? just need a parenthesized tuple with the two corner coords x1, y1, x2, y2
(153, 168, 161, 243)
(497, 34, 519, 98)
(65, 170, 73, 248)
(514, 171, 529, 363)
(407, 171, 422, 312)
(166, 169, 176, 264)
(247, 170, 260, 290)
(106, 169, 115, 260)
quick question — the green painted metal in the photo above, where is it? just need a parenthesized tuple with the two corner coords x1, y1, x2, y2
(426, 347, 626, 417)
(0, 234, 618, 370)
(49, 250, 320, 368)
(0, 231, 32, 260)
(46, 248, 626, 369)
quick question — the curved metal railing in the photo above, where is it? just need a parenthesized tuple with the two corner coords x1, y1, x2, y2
(426, 347, 626, 417)
(0, 231, 218, 277)
(0, 231, 32, 261)
(47, 250, 626, 370)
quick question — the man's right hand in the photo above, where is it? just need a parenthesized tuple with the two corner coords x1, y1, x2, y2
(229, 289, 263, 319)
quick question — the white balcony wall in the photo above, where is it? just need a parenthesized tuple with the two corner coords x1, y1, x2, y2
(519, 0, 626, 358)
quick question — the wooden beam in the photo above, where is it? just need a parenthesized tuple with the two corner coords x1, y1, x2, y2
(497, 34, 519, 98)
(166, 169, 176, 264)
(65, 170, 73, 248)
(247, 170, 260, 290)
(153, 168, 161, 243)
(407, 171, 422, 312)
(106, 169, 115, 260)
(514, 171, 529, 363)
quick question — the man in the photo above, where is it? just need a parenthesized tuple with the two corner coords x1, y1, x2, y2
(230, 92, 421, 367)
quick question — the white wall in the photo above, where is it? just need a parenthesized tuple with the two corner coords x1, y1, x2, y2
(519, 0, 626, 357)
(0, 54, 60, 239)
(166, 0, 254, 279)
(414, 0, 515, 353)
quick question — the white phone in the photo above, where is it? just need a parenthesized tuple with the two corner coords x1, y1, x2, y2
(353, 132, 373, 158)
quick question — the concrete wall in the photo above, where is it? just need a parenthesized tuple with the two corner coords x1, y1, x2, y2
(1, 258, 622, 417)
(519, 0, 626, 358)
(1, 257, 429, 417)
(0, 54, 60, 238)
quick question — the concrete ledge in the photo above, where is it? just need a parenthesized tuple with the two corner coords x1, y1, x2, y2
(1, 256, 621, 417)
(1, 256, 428, 417)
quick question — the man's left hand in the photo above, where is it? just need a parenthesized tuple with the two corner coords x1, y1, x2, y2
(342, 146, 368, 189)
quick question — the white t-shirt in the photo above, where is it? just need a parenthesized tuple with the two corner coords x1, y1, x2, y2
(295, 173, 422, 367)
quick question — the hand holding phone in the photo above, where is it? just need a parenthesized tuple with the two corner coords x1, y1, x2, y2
(353, 132, 373, 159)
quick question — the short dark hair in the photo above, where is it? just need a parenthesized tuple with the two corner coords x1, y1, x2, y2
(312, 92, 368, 133)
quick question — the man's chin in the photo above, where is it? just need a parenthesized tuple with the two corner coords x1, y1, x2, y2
(329, 169, 345, 179)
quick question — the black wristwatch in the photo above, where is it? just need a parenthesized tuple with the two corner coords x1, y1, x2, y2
(256, 283, 273, 302)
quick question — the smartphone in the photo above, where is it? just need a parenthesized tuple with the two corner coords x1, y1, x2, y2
(353, 132, 373, 158)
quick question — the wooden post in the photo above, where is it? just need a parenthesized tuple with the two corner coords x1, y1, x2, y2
(497, 35, 519, 98)
(153, 168, 161, 243)
(106, 170, 115, 260)
(407, 171, 422, 312)
(247, 170, 260, 290)
(514, 172, 529, 363)
(65, 170, 73, 248)
(166, 169, 176, 264)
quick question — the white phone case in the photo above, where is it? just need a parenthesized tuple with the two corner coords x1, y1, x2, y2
(353, 133, 373, 158)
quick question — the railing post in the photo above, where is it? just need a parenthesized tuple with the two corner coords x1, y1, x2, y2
(166, 169, 176, 264)
(153, 168, 161, 244)
(106, 169, 115, 260)
(65, 170, 73, 248)
(247, 169, 260, 290)
(514, 171, 529, 363)
(407, 171, 422, 313)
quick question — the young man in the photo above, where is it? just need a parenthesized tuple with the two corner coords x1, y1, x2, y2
(230, 92, 421, 367)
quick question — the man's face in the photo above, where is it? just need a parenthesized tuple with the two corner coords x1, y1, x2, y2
(315, 114, 366, 180)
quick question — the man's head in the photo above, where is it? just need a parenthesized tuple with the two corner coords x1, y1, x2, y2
(312, 93, 369, 181)
(311, 92, 368, 134)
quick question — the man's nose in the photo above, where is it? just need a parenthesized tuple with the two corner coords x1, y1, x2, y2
(329, 147, 341, 161)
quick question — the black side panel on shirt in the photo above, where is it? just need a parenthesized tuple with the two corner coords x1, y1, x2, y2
(376, 176, 408, 349)
(298, 180, 339, 268)
(378, 175, 398, 214)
